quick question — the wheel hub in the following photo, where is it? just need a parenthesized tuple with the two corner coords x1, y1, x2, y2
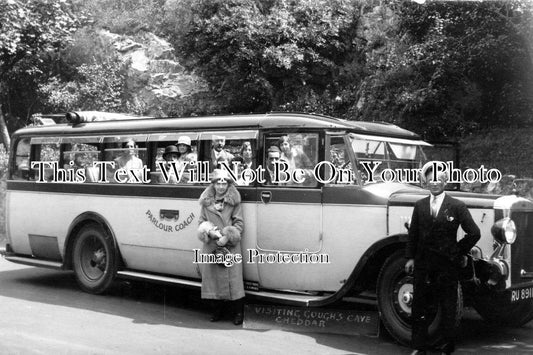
(80, 237, 107, 280)
(90, 248, 107, 271)
(393, 276, 413, 316)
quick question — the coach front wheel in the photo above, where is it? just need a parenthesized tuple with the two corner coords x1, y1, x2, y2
(376, 250, 463, 346)
(72, 223, 118, 294)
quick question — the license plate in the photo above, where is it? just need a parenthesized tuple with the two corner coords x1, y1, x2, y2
(510, 286, 533, 302)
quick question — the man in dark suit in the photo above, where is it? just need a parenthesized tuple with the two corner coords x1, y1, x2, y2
(210, 135, 234, 171)
(264, 146, 282, 185)
(405, 165, 480, 355)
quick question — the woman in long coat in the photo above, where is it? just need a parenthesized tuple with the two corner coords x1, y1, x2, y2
(197, 169, 245, 325)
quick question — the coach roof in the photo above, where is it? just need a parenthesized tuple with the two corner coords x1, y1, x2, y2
(13, 112, 422, 140)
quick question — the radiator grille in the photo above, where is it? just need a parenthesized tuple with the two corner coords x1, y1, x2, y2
(511, 211, 533, 284)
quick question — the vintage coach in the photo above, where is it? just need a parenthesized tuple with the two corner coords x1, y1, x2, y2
(3, 111, 533, 344)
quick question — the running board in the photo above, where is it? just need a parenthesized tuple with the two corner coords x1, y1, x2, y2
(342, 290, 378, 306)
(117, 270, 202, 288)
(3, 255, 63, 270)
(245, 290, 332, 306)
(116, 270, 333, 306)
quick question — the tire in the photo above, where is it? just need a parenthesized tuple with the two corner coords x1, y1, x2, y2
(377, 250, 463, 346)
(474, 293, 533, 326)
(72, 223, 118, 294)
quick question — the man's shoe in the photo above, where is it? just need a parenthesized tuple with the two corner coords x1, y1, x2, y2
(233, 312, 244, 325)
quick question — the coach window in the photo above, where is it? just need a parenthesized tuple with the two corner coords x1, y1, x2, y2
(12, 138, 30, 180)
(30, 137, 60, 182)
(148, 132, 198, 184)
(323, 134, 357, 185)
(351, 136, 388, 183)
(198, 131, 258, 185)
(103, 135, 148, 183)
(262, 133, 319, 187)
(62, 137, 102, 182)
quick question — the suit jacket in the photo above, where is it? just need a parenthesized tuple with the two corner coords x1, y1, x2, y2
(405, 194, 480, 266)
(263, 167, 278, 185)
(210, 149, 234, 170)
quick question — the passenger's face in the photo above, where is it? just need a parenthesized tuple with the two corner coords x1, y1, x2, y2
(242, 146, 252, 159)
(213, 139, 225, 152)
(280, 141, 290, 154)
(165, 153, 179, 162)
(177, 144, 188, 154)
(74, 156, 84, 167)
(214, 180, 229, 195)
(267, 152, 280, 169)
(125, 141, 135, 156)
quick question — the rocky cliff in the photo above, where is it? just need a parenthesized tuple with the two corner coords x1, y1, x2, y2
(99, 30, 208, 116)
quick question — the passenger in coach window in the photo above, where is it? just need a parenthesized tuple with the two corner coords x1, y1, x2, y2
(210, 135, 234, 171)
(278, 135, 313, 170)
(157, 145, 180, 184)
(197, 169, 245, 325)
(278, 135, 316, 186)
(264, 145, 282, 185)
(65, 152, 86, 173)
(238, 141, 254, 170)
(405, 165, 480, 355)
(231, 141, 255, 185)
(176, 136, 197, 165)
(115, 139, 143, 170)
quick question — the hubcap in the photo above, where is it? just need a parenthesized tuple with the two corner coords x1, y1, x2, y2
(80, 236, 107, 280)
(393, 275, 413, 317)
(399, 284, 413, 313)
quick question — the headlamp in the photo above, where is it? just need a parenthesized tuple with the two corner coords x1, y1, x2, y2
(491, 217, 517, 244)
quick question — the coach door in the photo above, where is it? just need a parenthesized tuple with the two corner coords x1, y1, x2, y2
(255, 132, 324, 290)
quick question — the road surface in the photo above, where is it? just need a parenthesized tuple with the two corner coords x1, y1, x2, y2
(0, 257, 532, 354)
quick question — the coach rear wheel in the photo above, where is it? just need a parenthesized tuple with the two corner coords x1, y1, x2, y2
(377, 250, 463, 346)
(72, 223, 117, 294)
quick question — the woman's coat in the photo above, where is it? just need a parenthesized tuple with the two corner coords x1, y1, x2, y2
(197, 184, 244, 300)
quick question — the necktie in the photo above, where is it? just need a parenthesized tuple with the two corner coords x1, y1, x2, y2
(431, 196, 438, 218)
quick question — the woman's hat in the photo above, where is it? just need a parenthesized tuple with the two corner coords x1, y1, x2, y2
(177, 136, 191, 146)
(163, 145, 179, 158)
(210, 169, 233, 184)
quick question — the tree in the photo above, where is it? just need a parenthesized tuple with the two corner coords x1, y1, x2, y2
(0, 0, 82, 149)
(165, 0, 362, 114)
(356, 0, 533, 141)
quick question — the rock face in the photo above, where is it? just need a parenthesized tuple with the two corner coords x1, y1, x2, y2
(100, 30, 208, 116)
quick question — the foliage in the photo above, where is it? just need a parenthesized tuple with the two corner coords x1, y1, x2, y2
(460, 127, 533, 178)
(356, 1, 533, 141)
(165, 0, 363, 113)
(74, 0, 167, 35)
(0, 0, 83, 77)
(0, 0, 85, 140)
(39, 57, 128, 112)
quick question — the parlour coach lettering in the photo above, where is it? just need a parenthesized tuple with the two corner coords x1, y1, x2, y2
(146, 209, 173, 232)
(145, 210, 195, 233)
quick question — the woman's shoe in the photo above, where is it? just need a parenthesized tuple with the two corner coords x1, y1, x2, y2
(233, 312, 244, 325)
(210, 308, 223, 322)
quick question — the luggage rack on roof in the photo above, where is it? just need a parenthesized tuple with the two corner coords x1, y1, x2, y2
(30, 111, 154, 126)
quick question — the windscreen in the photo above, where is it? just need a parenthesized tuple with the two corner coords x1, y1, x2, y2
(348, 133, 429, 184)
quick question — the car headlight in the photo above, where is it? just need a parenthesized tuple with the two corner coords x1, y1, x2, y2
(491, 217, 517, 244)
